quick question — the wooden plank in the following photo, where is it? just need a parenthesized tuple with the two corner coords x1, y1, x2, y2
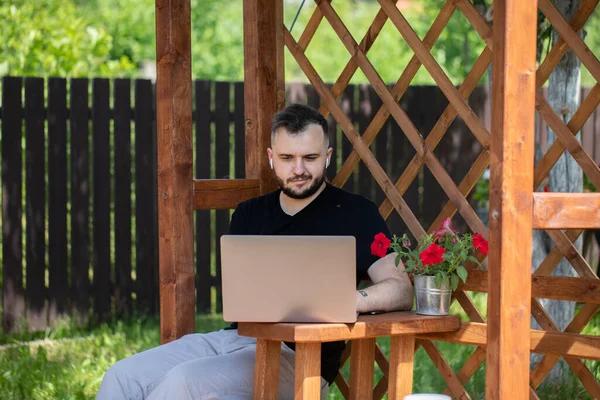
(421, 86, 448, 229)
(442, 347, 487, 397)
(319, 7, 390, 119)
(47, 78, 68, 327)
(580, 87, 594, 162)
(373, 341, 402, 400)
(156, 0, 194, 343)
(531, 303, 600, 385)
(70, 78, 91, 326)
(349, 338, 375, 400)
(294, 342, 322, 400)
(379, 47, 492, 221)
(528, 299, 600, 396)
(315, 2, 487, 236)
(388, 335, 415, 400)
(486, 0, 537, 398)
(114, 78, 133, 317)
(238, 312, 460, 342)
(214, 82, 231, 313)
(194, 179, 260, 210)
(284, 28, 426, 238)
(334, 343, 352, 399)
(532, 193, 600, 229)
(2, 76, 25, 333)
(25, 77, 47, 331)
(535, 92, 600, 189)
(534, 84, 600, 189)
(538, 0, 600, 83)
(332, 1, 457, 189)
(534, 0, 600, 87)
(418, 339, 470, 400)
(545, 229, 596, 279)
(460, 269, 600, 303)
(92, 78, 111, 321)
(243, 0, 280, 194)
(535, 229, 583, 275)
(253, 339, 281, 400)
(135, 79, 159, 314)
(594, 98, 600, 166)
(422, 322, 600, 361)
(375, 0, 488, 147)
(297, 6, 323, 51)
(385, 97, 417, 236)
(195, 80, 212, 313)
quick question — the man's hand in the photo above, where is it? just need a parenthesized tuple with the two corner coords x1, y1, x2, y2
(356, 252, 414, 313)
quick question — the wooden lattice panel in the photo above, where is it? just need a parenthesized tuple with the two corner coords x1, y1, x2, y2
(282, 0, 600, 398)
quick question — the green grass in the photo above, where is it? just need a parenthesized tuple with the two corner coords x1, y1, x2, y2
(1, 304, 598, 400)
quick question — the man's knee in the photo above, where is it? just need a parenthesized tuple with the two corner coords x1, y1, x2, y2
(97, 361, 141, 400)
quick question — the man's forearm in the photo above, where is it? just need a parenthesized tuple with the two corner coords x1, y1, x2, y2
(356, 278, 414, 313)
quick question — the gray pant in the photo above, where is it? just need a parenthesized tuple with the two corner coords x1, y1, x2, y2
(96, 329, 329, 400)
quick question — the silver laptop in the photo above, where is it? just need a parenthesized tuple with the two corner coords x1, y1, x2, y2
(220, 235, 357, 323)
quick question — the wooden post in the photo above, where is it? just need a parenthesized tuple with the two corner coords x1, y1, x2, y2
(243, 0, 284, 194)
(155, 0, 195, 344)
(487, 0, 537, 398)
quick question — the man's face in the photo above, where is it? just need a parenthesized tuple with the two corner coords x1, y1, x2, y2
(268, 124, 332, 199)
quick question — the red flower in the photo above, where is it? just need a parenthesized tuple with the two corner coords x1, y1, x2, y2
(433, 217, 456, 240)
(420, 243, 445, 266)
(371, 233, 391, 258)
(473, 233, 488, 255)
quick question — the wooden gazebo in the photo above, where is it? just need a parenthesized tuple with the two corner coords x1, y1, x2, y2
(154, 0, 600, 398)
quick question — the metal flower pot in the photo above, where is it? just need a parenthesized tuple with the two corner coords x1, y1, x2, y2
(414, 275, 452, 316)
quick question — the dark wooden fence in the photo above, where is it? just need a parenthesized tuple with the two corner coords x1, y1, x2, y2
(1, 77, 599, 332)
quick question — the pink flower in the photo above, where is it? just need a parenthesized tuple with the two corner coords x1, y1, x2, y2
(433, 217, 456, 240)
(371, 233, 391, 258)
(420, 243, 445, 266)
(473, 233, 488, 255)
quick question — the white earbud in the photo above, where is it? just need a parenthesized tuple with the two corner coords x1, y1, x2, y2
(269, 158, 273, 169)
(326, 158, 330, 168)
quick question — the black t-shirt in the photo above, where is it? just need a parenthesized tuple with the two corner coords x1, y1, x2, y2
(226, 182, 391, 384)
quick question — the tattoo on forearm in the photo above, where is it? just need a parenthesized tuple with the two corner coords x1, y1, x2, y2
(359, 290, 368, 297)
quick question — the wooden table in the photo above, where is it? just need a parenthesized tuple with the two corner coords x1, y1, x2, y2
(238, 311, 460, 400)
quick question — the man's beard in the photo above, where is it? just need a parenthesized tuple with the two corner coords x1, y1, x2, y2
(275, 170, 326, 199)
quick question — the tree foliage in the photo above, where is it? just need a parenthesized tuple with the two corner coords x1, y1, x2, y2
(1, 0, 599, 85)
(0, 0, 135, 77)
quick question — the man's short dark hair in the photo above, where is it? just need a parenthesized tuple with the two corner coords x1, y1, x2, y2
(271, 103, 329, 146)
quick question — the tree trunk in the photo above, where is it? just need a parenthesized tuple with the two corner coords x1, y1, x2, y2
(531, 0, 583, 385)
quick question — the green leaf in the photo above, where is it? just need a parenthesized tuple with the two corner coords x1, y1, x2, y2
(395, 254, 402, 267)
(435, 273, 443, 288)
(457, 266, 468, 283)
(451, 274, 459, 291)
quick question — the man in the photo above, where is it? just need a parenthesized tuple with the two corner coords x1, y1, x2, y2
(97, 103, 413, 400)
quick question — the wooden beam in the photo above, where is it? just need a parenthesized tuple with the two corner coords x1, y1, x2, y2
(155, 0, 195, 344)
(193, 179, 260, 210)
(488, 0, 537, 398)
(421, 322, 600, 361)
(532, 193, 600, 229)
(253, 339, 281, 400)
(238, 312, 460, 342)
(459, 270, 600, 304)
(243, 0, 282, 195)
(349, 338, 375, 400)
